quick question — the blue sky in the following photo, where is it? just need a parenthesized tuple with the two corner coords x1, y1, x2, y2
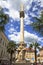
(0, 0, 43, 46)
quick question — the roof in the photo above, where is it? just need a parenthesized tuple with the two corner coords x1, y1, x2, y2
(37, 54, 43, 57)
(25, 48, 35, 52)
(40, 47, 43, 51)
(37, 54, 40, 57)
(40, 55, 43, 57)
(0, 31, 9, 43)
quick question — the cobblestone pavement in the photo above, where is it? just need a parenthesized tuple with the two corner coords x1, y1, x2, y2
(14, 63, 43, 65)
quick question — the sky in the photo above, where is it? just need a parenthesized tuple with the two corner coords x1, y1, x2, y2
(0, 0, 43, 46)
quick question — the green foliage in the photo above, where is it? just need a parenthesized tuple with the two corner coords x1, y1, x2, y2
(29, 42, 40, 50)
(29, 42, 40, 63)
(31, 10, 43, 35)
(7, 41, 16, 64)
(0, 7, 9, 31)
(7, 41, 16, 54)
(0, 25, 4, 31)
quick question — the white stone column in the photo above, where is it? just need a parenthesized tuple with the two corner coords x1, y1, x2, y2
(20, 17, 24, 42)
(20, 3, 24, 43)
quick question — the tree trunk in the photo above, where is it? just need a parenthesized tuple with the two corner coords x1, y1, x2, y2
(10, 52, 12, 65)
(35, 47, 37, 65)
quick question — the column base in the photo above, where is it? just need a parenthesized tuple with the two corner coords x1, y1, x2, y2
(15, 59, 26, 63)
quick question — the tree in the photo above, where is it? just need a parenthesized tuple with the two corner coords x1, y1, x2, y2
(29, 42, 40, 64)
(0, 7, 9, 31)
(7, 41, 16, 65)
(31, 11, 43, 35)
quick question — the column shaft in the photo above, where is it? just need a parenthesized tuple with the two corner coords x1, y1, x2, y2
(20, 17, 24, 42)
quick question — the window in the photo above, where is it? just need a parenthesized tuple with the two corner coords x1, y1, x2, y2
(32, 58, 35, 61)
(2, 40, 4, 45)
(4, 50, 5, 55)
(1, 50, 3, 57)
(0, 37, 2, 43)
(5, 43, 6, 47)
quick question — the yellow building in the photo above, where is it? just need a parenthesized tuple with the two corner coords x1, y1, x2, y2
(25, 48, 35, 63)
(0, 31, 9, 61)
(37, 54, 40, 63)
(40, 47, 43, 63)
(37, 47, 43, 63)
(25, 47, 43, 63)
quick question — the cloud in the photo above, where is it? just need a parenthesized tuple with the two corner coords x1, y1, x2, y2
(8, 32, 20, 42)
(16, 26, 19, 29)
(24, 31, 39, 43)
(22, 0, 28, 3)
(40, 0, 43, 7)
(8, 28, 16, 32)
(0, 0, 20, 21)
(0, 0, 42, 21)
(38, 37, 43, 43)
(0, 0, 10, 9)
(9, 9, 19, 20)
(24, 14, 33, 25)
(24, 31, 43, 45)
(8, 30, 43, 45)
(8, 0, 29, 10)
(10, 24, 14, 27)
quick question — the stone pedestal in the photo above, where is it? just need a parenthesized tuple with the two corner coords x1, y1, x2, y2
(16, 42, 26, 63)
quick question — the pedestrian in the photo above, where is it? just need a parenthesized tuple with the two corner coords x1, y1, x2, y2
(0, 60, 1, 65)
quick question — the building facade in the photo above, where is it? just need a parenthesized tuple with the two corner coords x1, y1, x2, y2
(0, 31, 9, 61)
(25, 48, 35, 63)
(37, 47, 43, 63)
